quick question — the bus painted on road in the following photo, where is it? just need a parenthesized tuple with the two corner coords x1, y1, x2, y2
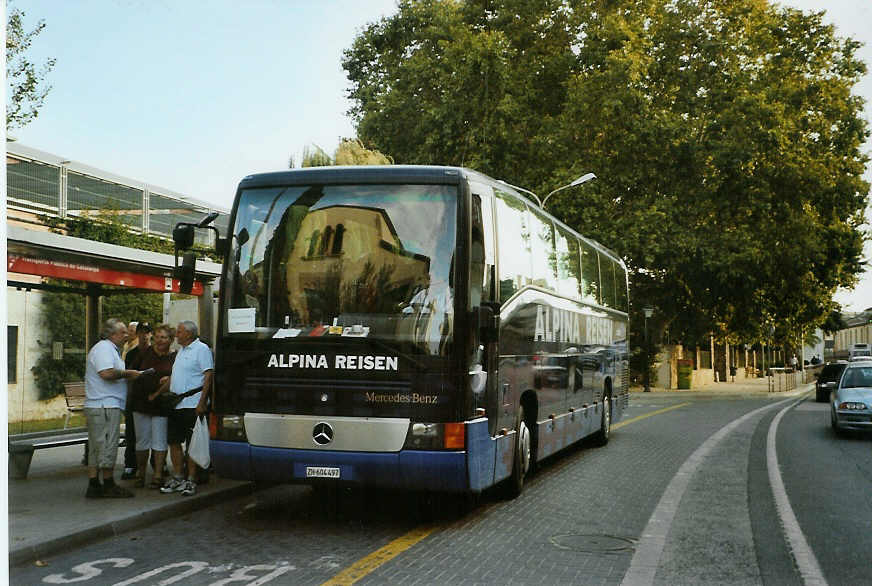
(179, 166, 629, 496)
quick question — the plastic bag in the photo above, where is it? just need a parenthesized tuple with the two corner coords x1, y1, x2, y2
(189, 415, 211, 469)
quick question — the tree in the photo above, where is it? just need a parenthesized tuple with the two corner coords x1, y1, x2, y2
(334, 138, 392, 165)
(301, 144, 333, 167)
(30, 211, 179, 400)
(343, 0, 869, 349)
(295, 138, 392, 167)
(6, 3, 56, 130)
(821, 310, 844, 335)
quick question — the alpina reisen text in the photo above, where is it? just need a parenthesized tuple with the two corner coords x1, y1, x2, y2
(267, 354, 398, 371)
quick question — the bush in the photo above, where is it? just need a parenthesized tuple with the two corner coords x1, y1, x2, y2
(31, 352, 84, 401)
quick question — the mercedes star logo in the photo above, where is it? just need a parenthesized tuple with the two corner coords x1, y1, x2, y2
(312, 422, 334, 446)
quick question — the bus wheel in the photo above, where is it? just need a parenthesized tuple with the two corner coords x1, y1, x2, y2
(506, 405, 531, 498)
(593, 392, 611, 446)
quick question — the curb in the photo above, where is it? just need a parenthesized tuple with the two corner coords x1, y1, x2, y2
(9, 481, 254, 566)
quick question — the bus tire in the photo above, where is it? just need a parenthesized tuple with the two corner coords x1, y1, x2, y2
(506, 405, 531, 498)
(593, 391, 611, 446)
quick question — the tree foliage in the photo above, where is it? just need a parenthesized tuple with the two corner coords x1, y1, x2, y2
(293, 138, 393, 168)
(343, 0, 869, 348)
(6, 3, 55, 130)
(334, 138, 393, 165)
(30, 211, 176, 400)
(300, 144, 334, 167)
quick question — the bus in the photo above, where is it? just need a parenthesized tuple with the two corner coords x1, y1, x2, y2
(174, 166, 629, 496)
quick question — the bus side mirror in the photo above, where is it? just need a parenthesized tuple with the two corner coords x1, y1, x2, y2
(175, 251, 196, 294)
(173, 224, 195, 250)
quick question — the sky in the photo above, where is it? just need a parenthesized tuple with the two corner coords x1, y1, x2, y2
(8, 0, 872, 313)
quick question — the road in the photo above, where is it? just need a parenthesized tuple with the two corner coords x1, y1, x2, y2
(12, 392, 872, 585)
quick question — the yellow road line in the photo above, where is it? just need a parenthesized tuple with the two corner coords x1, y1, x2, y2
(321, 525, 437, 585)
(322, 401, 690, 584)
(613, 402, 691, 430)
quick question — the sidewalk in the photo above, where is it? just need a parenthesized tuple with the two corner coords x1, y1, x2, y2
(8, 443, 252, 566)
(629, 372, 814, 397)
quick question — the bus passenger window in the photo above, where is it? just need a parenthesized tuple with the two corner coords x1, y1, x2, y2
(601, 256, 616, 309)
(580, 241, 600, 305)
(470, 195, 485, 308)
(529, 207, 557, 292)
(495, 190, 532, 303)
(615, 261, 629, 312)
(469, 192, 496, 306)
(555, 226, 581, 298)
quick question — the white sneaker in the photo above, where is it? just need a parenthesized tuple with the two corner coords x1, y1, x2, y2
(181, 480, 197, 497)
(160, 477, 184, 494)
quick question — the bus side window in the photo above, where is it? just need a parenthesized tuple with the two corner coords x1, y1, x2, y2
(529, 207, 558, 292)
(480, 193, 496, 303)
(470, 194, 486, 308)
(601, 255, 616, 309)
(555, 225, 581, 298)
(615, 261, 629, 312)
(495, 190, 533, 303)
(580, 240, 601, 305)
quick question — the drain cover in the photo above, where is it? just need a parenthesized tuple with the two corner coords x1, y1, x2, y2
(549, 534, 636, 554)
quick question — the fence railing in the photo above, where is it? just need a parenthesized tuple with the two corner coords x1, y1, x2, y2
(768, 368, 799, 393)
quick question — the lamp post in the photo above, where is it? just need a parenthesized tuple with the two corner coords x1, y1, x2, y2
(643, 306, 654, 392)
(541, 173, 597, 208)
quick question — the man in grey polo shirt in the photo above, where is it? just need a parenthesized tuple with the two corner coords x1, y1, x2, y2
(84, 318, 142, 498)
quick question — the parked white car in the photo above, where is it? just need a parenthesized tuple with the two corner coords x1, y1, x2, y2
(831, 362, 872, 435)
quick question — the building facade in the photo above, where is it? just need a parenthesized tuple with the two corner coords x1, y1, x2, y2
(7, 141, 229, 427)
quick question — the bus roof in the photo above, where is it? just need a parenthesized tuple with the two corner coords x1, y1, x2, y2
(235, 165, 625, 268)
(239, 165, 469, 189)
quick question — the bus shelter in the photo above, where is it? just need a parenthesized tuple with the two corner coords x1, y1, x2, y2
(7, 224, 222, 349)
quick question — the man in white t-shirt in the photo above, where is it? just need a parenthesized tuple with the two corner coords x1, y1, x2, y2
(160, 320, 214, 497)
(84, 318, 142, 498)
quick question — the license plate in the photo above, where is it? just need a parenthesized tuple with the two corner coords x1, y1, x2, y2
(306, 466, 340, 478)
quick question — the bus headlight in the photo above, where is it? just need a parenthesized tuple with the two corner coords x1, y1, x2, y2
(403, 422, 465, 450)
(212, 414, 247, 442)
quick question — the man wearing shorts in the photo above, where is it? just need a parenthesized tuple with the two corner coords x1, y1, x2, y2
(84, 318, 141, 498)
(161, 320, 213, 497)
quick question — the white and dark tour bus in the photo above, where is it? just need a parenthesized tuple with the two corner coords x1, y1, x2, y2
(174, 166, 629, 496)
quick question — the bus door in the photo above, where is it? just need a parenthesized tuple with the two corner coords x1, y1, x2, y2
(469, 183, 499, 436)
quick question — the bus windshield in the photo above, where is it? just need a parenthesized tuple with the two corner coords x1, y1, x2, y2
(226, 183, 457, 356)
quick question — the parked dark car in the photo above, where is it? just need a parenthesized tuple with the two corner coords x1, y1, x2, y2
(815, 361, 848, 403)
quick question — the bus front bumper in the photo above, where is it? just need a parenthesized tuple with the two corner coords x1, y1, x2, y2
(211, 440, 470, 492)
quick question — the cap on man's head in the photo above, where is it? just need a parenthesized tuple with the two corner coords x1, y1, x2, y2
(137, 322, 153, 333)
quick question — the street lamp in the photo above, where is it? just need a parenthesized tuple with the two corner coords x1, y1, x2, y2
(643, 306, 654, 392)
(541, 173, 597, 208)
(495, 179, 542, 206)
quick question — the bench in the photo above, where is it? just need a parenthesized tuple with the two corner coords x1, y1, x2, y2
(9, 426, 129, 480)
(63, 381, 86, 429)
(8, 429, 89, 479)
